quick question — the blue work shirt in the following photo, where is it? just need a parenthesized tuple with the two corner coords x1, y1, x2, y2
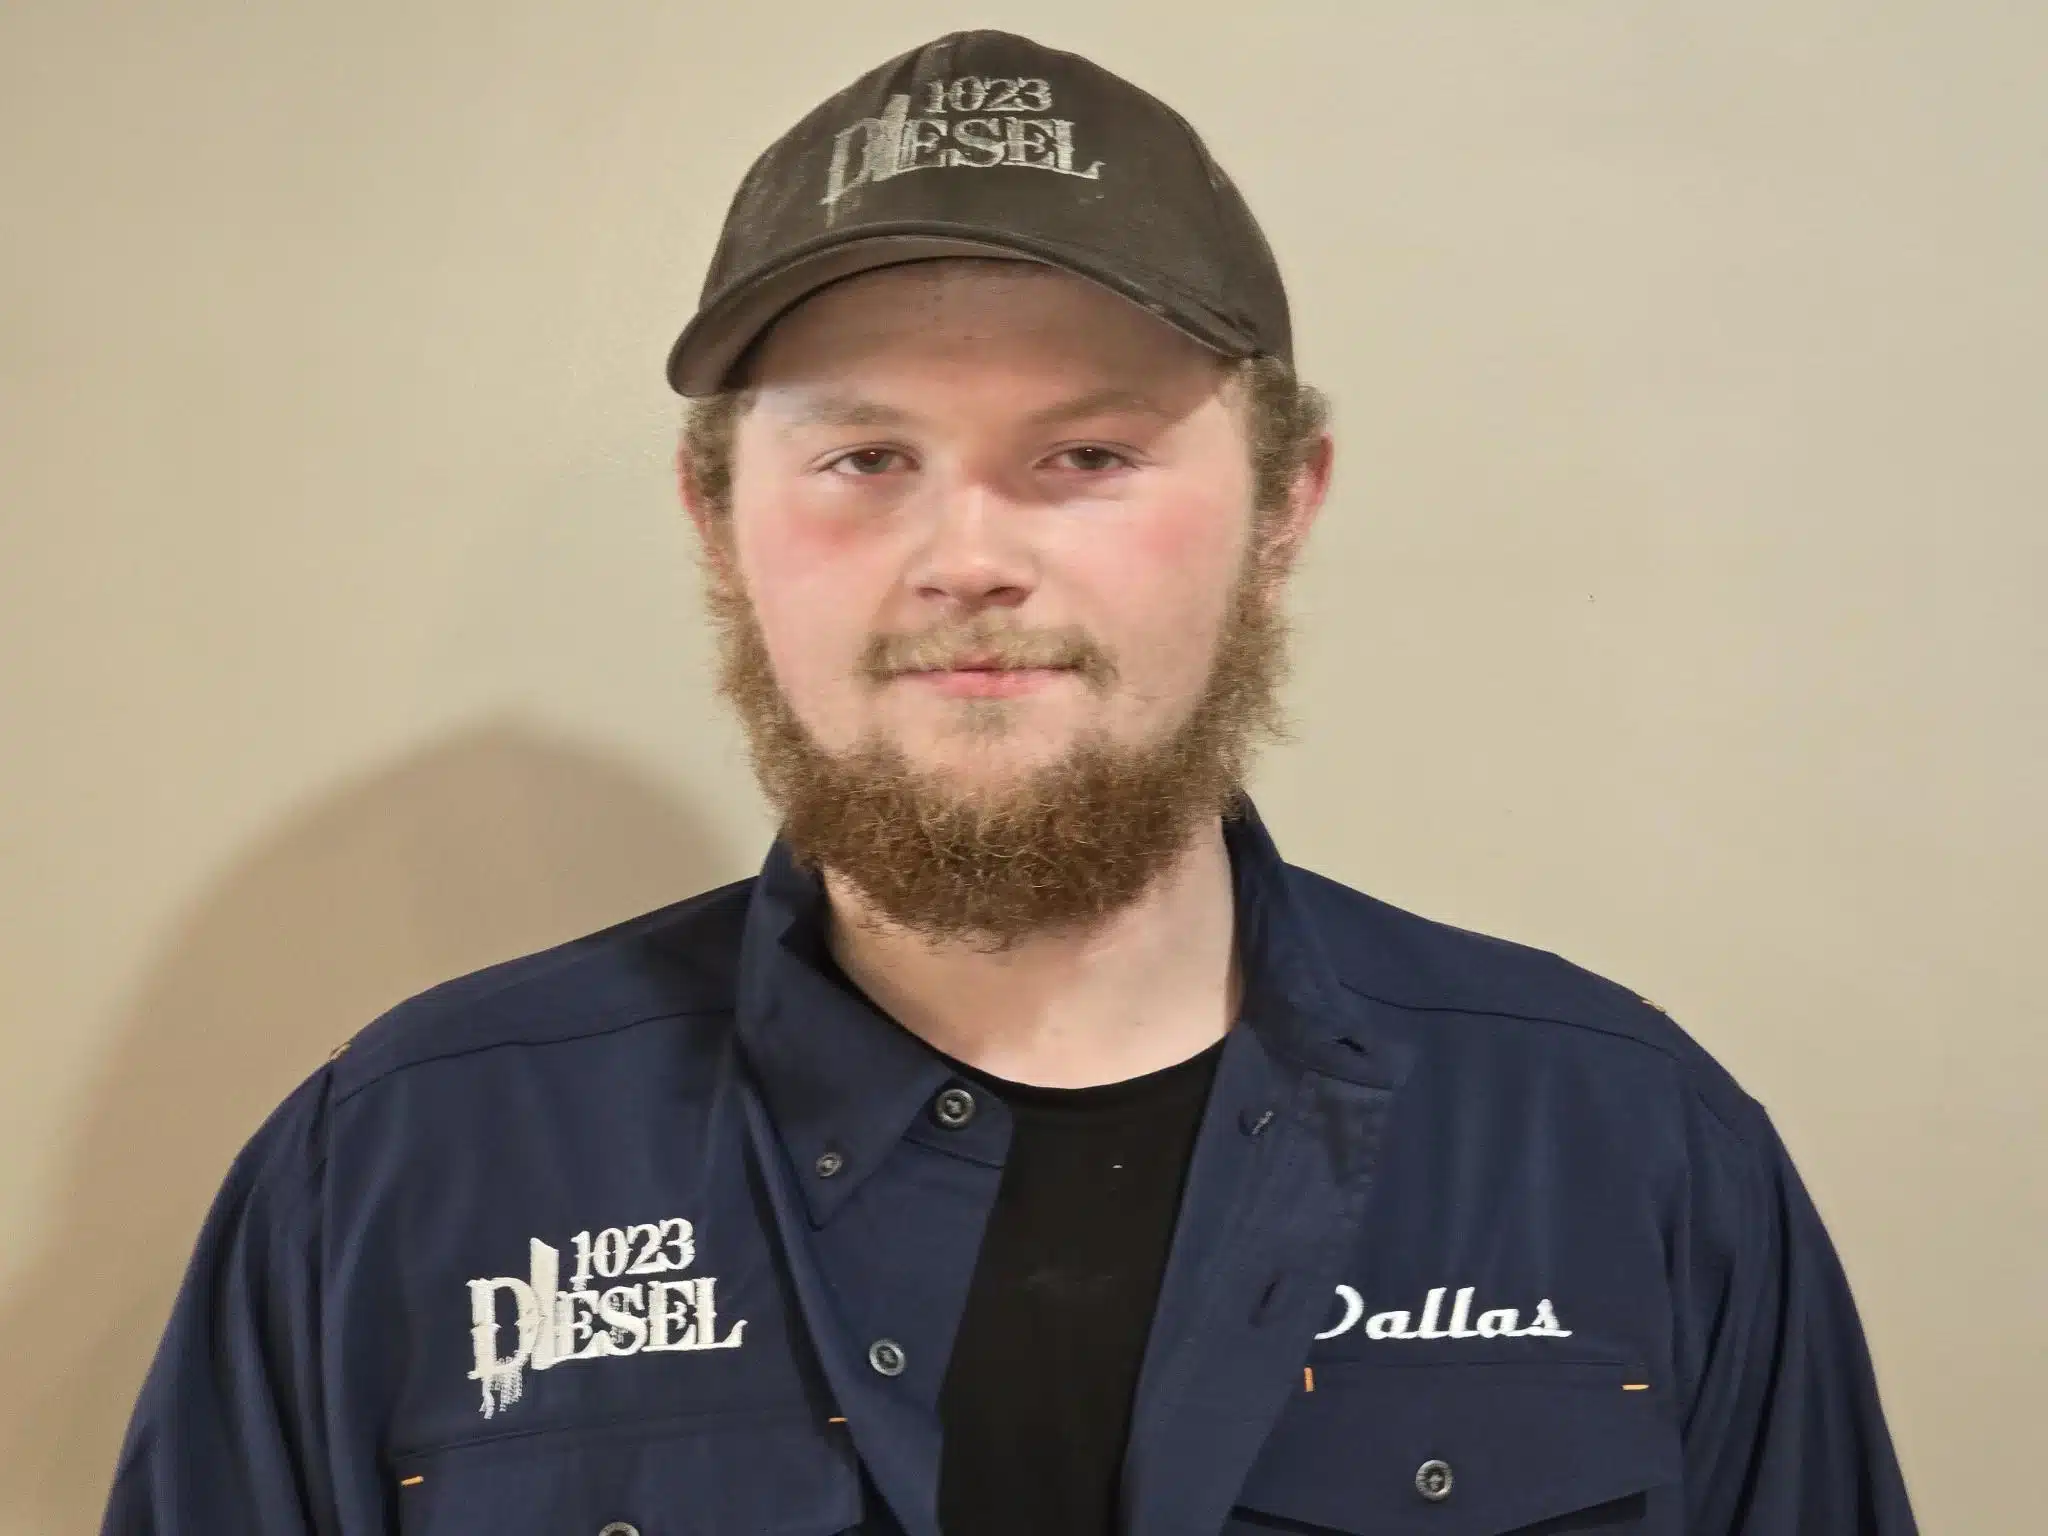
(104, 798, 1916, 1535)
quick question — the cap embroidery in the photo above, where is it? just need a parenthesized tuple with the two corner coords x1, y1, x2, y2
(823, 76, 1103, 218)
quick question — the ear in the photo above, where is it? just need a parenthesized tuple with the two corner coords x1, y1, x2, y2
(1258, 430, 1335, 578)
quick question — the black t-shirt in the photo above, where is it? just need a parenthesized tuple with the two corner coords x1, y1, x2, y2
(936, 1039, 1225, 1536)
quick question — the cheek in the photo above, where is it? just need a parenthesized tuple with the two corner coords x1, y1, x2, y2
(730, 452, 901, 604)
(1134, 503, 1245, 582)
(729, 505, 879, 706)
(1070, 496, 1249, 674)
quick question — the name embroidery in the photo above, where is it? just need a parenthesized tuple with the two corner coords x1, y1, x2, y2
(822, 74, 1103, 216)
(1315, 1284, 1574, 1342)
(466, 1218, 746, 1418)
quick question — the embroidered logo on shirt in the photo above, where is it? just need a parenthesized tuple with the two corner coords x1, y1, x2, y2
(822, 73, 1104, 218)
(1314, 1284, 1573, 1342)
(466, 1218, 746, 1418)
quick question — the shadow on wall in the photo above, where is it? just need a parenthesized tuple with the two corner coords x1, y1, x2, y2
(0, 721, 740, 1532)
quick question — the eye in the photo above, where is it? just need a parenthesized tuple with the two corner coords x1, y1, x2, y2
(1049, 445, 1134, 473)
(825, 447, 911, 476)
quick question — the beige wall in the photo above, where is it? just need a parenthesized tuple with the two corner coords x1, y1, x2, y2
(2, 2, 2040, 1530)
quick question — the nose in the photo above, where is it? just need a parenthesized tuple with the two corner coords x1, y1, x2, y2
(904, 475, 1037, 615)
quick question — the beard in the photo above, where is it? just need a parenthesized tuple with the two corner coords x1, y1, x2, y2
(702, 530, 1292, 949)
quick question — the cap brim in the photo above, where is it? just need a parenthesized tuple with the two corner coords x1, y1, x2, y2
(665, 225, 1259, 395)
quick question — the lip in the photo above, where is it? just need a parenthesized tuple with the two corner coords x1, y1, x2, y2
(900, 666, 1072, 699)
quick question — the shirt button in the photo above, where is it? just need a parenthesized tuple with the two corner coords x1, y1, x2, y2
(598, 1524, 640, 1536)
(868, 1338, 907, 1377)
(1415, 1459, 1454, 1502)
(931, 1086, 977, 1129)
(814, 1149, 845, 1178)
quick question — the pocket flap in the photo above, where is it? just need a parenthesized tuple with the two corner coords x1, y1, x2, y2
(1232, 1362, 1676, 1534)
(394, 1411, 862, 1536)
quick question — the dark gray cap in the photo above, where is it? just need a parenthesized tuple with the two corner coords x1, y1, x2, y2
(665, 29, 1292, 395)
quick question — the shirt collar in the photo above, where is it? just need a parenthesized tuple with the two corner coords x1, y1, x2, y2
(733, 792, 1396, 1226)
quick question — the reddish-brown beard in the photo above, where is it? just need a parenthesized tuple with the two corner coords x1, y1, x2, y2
(701, 531, 1291, 949)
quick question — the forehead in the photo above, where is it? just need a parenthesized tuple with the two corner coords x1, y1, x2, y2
(741, 258, 1231, 403)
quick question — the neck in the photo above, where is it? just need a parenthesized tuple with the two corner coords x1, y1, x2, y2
(821, 816, 1241, 1089)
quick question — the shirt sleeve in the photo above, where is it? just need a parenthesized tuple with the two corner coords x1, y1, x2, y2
(101, 1072, 341, 1536)
(1680, 1101, 1918, 1534)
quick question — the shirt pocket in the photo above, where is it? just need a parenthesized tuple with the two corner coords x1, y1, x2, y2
(390, 1407, 864, 1536)
(1225, 1358, 1677, 1534)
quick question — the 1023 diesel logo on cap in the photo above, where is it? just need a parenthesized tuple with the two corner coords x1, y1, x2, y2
(823, 75, 1104, 215)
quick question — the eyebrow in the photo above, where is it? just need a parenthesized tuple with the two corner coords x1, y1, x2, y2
(1023, 387, 1178, 429)
(781, 395, 915, 430)
(776, 386, 1179, 433)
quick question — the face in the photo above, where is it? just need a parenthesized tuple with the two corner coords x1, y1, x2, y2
(728, 260, 1259, 775)
(686, 259, 1327, 943)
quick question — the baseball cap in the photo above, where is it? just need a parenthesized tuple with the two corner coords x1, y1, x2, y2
(665, 29, 1291, 395)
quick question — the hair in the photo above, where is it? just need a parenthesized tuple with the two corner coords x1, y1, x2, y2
(679, 352, 1328, 523)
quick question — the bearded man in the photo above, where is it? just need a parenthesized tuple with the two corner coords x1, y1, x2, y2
(105, 29, 1915, 1536)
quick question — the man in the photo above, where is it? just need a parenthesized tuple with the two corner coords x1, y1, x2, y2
(105, 29, 1916, 1536)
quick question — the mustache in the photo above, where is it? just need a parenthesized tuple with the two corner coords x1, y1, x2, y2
(858, 618, 1119, 690)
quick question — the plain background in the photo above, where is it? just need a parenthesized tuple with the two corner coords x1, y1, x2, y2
(3, 2, 2042, 1530)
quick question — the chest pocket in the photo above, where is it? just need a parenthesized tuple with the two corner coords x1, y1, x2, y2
(1226, 1360, 1678, 1534)
(391, 1409, 864, 1536)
